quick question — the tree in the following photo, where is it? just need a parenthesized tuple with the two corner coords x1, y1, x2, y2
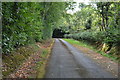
(40, 2, 67, 40)
(96, 2, 112, 31)
(2, 2, 43, 53)
(2, 2, 68, 53)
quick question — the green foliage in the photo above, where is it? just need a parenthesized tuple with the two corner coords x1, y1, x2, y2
(64, 29, 120, 45)
(2, 2, 42, 53)
(63, 2, 120, 56)
(41, 2, 67, 40)
(104, 28, 120, 45)
(2, 2, 67, 54)
(2, 2, 120, 55)
(64, 31, 95, 42)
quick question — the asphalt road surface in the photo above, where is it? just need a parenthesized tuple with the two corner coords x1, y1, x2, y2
(45, 39, 116, 78)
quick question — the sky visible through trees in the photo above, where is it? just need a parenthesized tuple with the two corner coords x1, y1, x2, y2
(1, 1, 120, 58)
(1, 1, 120, 78)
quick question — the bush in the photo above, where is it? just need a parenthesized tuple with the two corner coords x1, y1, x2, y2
(104, 29, 120, 45)
(64, 31, 97, 42)
(64, 29, 120, 46)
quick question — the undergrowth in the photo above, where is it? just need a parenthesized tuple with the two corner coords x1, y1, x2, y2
(2, 44, 39, 77)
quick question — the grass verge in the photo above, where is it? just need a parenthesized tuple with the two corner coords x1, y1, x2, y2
(63, 39, 118, 62)
(36, 39, 54, 78)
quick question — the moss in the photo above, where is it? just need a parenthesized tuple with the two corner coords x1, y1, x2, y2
(36, 39, 54, 78)
(36, 49, 49, 78)
(41, 50, 48, 57)
(36, 62, 46, 78)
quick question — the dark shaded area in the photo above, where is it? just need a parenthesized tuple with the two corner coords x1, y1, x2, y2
(52, 29, 67, 38)
(85, 19, 92, 30)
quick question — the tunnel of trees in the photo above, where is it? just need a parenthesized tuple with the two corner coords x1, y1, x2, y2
(1, 1, 120, 78)
(52, 29, 67, 38)
(1, 2, 120, 57)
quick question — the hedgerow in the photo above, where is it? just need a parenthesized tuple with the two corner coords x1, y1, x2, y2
(64, 29, 120, 45)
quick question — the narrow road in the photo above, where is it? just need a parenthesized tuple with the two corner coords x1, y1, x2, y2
(45, 39, 115, 78)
